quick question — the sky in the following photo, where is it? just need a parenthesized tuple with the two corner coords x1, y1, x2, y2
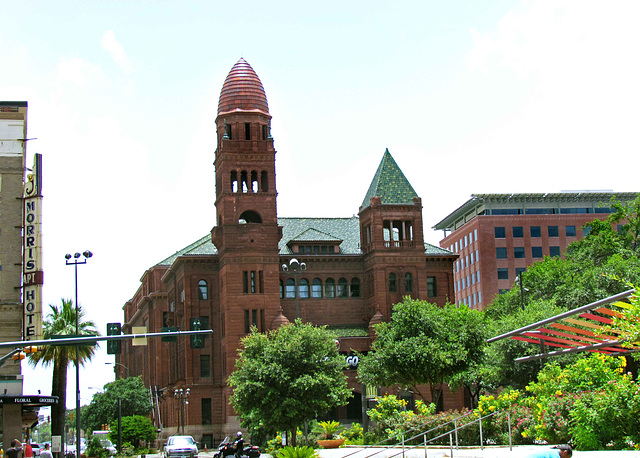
(2, 0, 640, 411)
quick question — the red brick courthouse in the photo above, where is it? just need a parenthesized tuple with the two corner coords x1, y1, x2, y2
(119, 58, 457, 446)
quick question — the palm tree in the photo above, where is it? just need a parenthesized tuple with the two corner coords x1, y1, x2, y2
(29, 299, 99, 442)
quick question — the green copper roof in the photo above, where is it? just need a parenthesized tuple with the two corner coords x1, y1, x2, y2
(156, 218, 454, 267)
(361, 149, 418, 209)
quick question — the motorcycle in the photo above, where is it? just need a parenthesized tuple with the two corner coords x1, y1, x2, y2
(214, 437, 260, 458)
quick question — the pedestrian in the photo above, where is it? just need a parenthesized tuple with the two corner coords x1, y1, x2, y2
(39, 444, 52, 458)
(6, 440, 23, 458)
(526, 444, 572, 458)
(23, 440, 32, 458)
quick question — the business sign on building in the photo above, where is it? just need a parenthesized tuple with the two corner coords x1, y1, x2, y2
(23, 153, 43, 340)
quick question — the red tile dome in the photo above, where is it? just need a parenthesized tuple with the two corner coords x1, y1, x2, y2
(218, 58, 269, 115)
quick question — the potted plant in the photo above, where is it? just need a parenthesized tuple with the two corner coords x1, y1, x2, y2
(316, 421, 345, 448)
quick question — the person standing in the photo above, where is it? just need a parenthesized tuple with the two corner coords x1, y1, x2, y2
(6, 440, 23, 458)
(526, 444, 572, 458)
(39, 444, 52, 458)
(23, 441, 32, 458)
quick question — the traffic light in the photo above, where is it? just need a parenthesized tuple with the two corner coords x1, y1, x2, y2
(190, 317, 204, 349)
(12, 352, 25, 361)
(106, 322, 122, 355)
(23, 346, 39, 354)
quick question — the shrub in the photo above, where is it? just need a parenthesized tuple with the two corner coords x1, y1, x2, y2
(341, 423, 364, 444)
(86, 436, 109, 458)
(275, 446, 318, 458)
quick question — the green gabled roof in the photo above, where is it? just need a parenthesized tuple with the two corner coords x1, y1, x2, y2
(289, 227, 343, 243)
(361, 149, 418, 209)
(279, 217, 360, 255)
(154, 216, 452, 268)
(424, 242, 455, 256)
(156, 234, 218, 266)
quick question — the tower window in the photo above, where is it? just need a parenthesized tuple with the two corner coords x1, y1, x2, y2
(285, 279, 296, 298)
(262, 125, 268, 140)
(312, 278, 322, 298)
(427, 276, 437, 297)
(389, 273, 396, 292)
(197, 280, 208, 300)
(299, 278, 310, 298)
(325, 278, 336, 298)
(225, 124, 232, 139)
(350, 278, 360, 298)
(245, 123, 251, 140)
(337, 278, 348, 298)
(404, 273, 413, 293)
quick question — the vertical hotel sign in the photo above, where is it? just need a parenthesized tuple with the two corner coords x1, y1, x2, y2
(23, 153, 43, 340)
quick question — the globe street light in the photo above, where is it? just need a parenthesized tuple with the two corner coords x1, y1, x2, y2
(65, 250, 92, 458)
(174, 388, 190, 435)
(282, 258, 306, 319)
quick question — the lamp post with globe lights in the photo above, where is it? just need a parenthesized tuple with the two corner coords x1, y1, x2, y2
(64, 250, 92, 458)
(174, 387, 190, 435)
(282, 258, 306, 319)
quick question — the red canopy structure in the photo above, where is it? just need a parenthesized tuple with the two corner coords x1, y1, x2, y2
(487, 289, 638, 362)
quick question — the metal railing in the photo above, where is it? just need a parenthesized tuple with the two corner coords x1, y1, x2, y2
(337, 409, 513, 458)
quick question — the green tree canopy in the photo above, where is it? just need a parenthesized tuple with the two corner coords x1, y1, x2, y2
(83, 376, 153, 433)
(28, 299, 99, 441)
(109, 415, 156, 448)
(357, 298, 487, 407)
(228, 320, 351, 445)
(482, 194, 640, 388)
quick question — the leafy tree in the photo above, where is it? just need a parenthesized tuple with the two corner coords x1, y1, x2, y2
(607, 193, 640, 252)
(83, 376, 153, 433)
(109, 415, 155, 448)
(357, 298, 486, 408)
(28, 299, 99, 442)
(228, 320, 351, 446)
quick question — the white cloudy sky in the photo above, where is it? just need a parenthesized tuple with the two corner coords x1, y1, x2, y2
(2, 0, 639, 410)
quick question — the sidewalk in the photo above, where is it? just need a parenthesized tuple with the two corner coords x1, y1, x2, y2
(314, 445, 640, 458)
(186, 445, 640, 458)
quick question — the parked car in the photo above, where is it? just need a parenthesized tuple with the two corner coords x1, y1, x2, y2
(97, 438, 116, 456)
(30, 443, 41, 456)
(164, 436, 198, 458)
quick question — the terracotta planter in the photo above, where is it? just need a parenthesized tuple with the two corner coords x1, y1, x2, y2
(316, 438, 345, 449)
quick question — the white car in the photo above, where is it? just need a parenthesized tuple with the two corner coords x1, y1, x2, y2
(164, 436, 198, 458)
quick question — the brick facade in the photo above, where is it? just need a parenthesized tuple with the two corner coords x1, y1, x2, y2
(119, 59, 457, 447)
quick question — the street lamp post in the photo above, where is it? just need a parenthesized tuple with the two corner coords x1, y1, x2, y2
(65, 250, 92, 458)
(282, 258, 306, 319)
(174, 388, 190, 435)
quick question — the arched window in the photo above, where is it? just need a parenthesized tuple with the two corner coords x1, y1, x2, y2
(325, 278, 336, 298)
(350, 278, 361, 298)
(299, 278, 310, 299)
(279, 279, 284, 299)
(285, 279, 296, 298)
(231, 171, 238, 192)
(241, 170, 249, 193)
(251, 170, 258, 192)
(389, 273, 396, 292)
(261, 171, 269, 192)
(197, 280, 208, 300)
(337, 278, 348, 298)
(405, 273, 413, 293)
(312, 278, 322, 298)
(239, 210, 262, 224)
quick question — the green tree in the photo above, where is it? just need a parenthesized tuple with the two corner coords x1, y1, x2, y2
(357, 298, 486, 408)
(228, 320, 351, 445)
(83, 376, 153, 433)
(607, 193, 640, 252)
(109, 415, 155, 448)
(28, 299, 99, 442)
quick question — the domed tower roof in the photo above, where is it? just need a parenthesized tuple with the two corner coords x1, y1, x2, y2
(218, 58, 269, 116)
